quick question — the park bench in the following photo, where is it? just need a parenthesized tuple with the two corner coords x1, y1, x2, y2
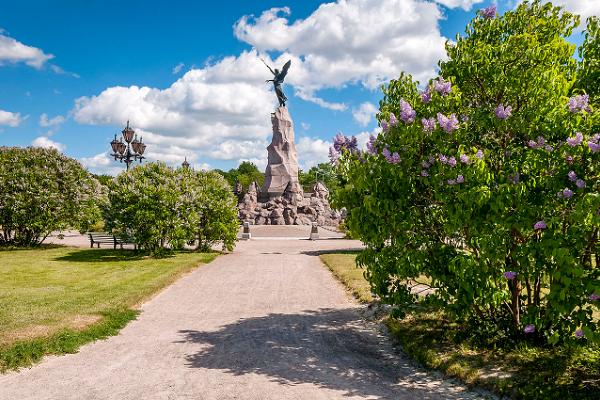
(88, 232, 136, 250)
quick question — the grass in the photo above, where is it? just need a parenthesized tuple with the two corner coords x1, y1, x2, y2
(319, 252, 600, 400)
(0, 246, 217, 372)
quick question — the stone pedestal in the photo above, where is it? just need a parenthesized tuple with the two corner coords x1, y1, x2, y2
(261, 106, 303, 201)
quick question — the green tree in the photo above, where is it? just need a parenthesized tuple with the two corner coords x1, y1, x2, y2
(332, 1, 599, 344)
(0, 147, 101, 246)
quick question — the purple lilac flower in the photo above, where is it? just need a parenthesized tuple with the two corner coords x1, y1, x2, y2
(399, 99, 416, 124)
(382, 148, 391, 159)
(421, 87, 432, 104)
(568, 94, 591, 113)
(447, 179, 456, 185)
(460, 154, 470, 164)
(381, 120, 389, 132)
(428, 155, 436, 164)
(495, 104, 512, 120)
(567, 132, 583, 147)
(568, 171, 578, 181)
(565, 154, 574, 163)
(439, 154, 448, 164)
(534, 221, 547, 230)
(589, 294, 600, 301)
(524, 324, 536, 334)
(422, 117, 436, 133)
(576, 179, 586, 189)
(333, 132, 346, 152)
(448, 157, 457, 167)
(437, 113, 459, 133)
(390, 152, 401, 164)
(366, 135, 377, 155)
(575, 329, 584, 339)
(528, 140, 541, 149)
(434, 77, 452, 96)
(422, 160, 431, 169)
(421, 170, 429, 177)
(389, 113, 398, 127)
(329, 146, 340, 163)
(382, 148, 400, 164)
(480, 5, 496, 19)
(476, 149, 484, 159)
(456, 175, 464, 183)
(503, 271, 517, 280)
(589, 141, 600, 153)
(545, 145, 554, 152)
(561, 188, 573, 198)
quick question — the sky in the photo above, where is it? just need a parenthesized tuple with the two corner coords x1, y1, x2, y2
(0, 0, 597, 175)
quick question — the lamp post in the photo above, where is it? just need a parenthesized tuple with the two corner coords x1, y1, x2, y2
(110, 121, 146, 170)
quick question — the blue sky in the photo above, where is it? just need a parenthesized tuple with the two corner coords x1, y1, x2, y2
(0, 0, 594, 174)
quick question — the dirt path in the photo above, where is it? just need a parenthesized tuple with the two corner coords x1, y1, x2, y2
(0, 238, 493, 400)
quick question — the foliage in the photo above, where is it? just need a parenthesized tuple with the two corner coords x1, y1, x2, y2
(299, 162, 340, 192)
(331, 1, 599, 345)
(577, 16, 600, 104)
(215, 161, 265, 191)
(104, 162, 238, 253)
(0, 147, 102, 246)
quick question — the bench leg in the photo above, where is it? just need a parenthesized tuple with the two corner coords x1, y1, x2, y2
(90, 241, 94, 248)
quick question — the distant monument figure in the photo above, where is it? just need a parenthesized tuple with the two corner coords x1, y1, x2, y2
(262, 59, 291, 107)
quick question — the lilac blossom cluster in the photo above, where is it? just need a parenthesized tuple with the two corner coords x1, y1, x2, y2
(575, 329, 584, 339)
(534, 220, 547, 230)
(589, 294, 600, 301)
(588, 133, 600, 153)
(329, 132, 358, 163)
(460, 154, 470, 164)
(567, 132, 583, 147)
(437, 113, 459, 133)
(422, 117, 436, 133)
(526, 136, 553, 151)
(382, 148, 401, 164)
(433, 77, 452, 96)
(447, 175, 464, 185)
(503, 271, 517, 280)
(524, 324, 535, 334)
(494, 104, 512, 119)
(567, 171, 587, 189)
(480, 5, 496, 19)
(421, 86, 432, 104)
(420, 155, 436, 177)
(568, 94, 591, 114)
(366, 135, 378, 156)
(399, 99, 416, 123)
(558, 188, 573, 199)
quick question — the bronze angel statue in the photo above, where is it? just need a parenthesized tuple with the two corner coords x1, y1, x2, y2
(262, 59, 291, 107)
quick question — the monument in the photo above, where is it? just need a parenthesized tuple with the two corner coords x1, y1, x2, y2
(237, 59, 342, 226)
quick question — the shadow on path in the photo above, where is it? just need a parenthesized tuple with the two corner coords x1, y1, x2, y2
(177, 308, 477, 399)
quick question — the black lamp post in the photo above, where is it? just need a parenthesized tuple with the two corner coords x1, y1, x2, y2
(110, 121, 146, 170)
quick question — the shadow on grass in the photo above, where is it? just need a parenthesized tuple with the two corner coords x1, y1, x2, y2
(0, 244, 67, 252)
(301, 248, 363, 257)
(54, 249, 157, 263)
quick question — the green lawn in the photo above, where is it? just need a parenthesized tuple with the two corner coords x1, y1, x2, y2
(319, 252, 600, 400)
(0, 246, 217, 371)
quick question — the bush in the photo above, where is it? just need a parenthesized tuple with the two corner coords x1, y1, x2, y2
(104, 162, 238, 253)
(0, 147, 101, 246)
(331, 1, 599, 345)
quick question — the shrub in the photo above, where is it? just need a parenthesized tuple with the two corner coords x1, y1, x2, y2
(104, 163, 238, 253)
(0, 147, 101, 246)
(331, 1, 599, 345)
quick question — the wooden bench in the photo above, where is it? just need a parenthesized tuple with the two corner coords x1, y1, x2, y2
(88, 232, 136, 249)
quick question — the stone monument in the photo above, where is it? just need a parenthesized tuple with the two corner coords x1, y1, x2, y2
(236, 59, 342, 227)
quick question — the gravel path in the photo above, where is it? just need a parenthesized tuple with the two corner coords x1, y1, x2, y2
(0, 238, 494, 400)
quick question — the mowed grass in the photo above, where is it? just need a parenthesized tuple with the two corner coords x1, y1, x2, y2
(320, 252, 372, 302)
(320, 252, 600, 400)
(0, 246, 217, 371)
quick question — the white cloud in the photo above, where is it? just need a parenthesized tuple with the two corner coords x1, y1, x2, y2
(39, 113, 65, 127)
(352, 102, 378, 126)
(546, 1, 600, 23)
(433, 0, 484, 11)
(73, 50, 277, 166)
(234, 0, 449, 101)
(0, 33, 53, 68)
(31, 136, 65, 152)
(0, 109, 23, 127)
(296, 136, 331, 169)
(172, 62, 185, 74)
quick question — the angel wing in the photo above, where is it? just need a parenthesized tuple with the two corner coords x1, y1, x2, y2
(277, 60, 292, 81)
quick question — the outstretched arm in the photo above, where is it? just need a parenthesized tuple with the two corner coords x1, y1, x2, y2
(260, 58, 276, 75)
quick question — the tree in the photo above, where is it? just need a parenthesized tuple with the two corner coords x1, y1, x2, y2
(332, 1, 599, 344)
(0, 147, 101, 246)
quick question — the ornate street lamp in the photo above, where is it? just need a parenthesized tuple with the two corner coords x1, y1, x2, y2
(110, 121, 146, 170)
